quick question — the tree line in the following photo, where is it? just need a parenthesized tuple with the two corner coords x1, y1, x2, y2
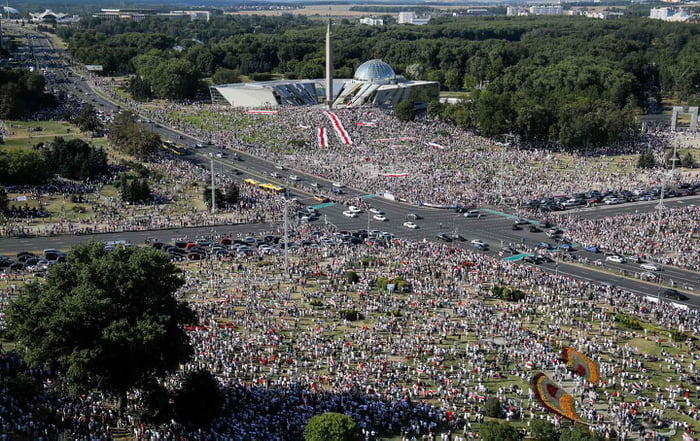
(0, 68, 56, 118)
(0, 137, 108, 186)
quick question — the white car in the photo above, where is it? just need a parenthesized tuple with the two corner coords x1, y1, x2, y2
(640, 262, 662, 271)
(270, 171, 280, 178)
(348, 205, 362, 213)
(332, 182, 344, 188)
(289, 175, 300, 181)
(606, 255, 625, 263)
(604, 197, 621, 205)
(403, 221, 418, 229)
(640, 271, 658, 281)
(369, 207, 383, 215)
(275, 165, 285, 170)
(471, 239, 487, 247)
(310, 182, 319, 188)
(373, 214, 387, 222)
(343, 211, 358, 218)
(514, 218, 529, 225)
(463, 210, 480, 218)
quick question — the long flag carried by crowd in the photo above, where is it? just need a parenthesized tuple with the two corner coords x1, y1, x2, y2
(562, 347, 600, 385)
(316, 128, 327, 148)
(324, 110, 353, 145)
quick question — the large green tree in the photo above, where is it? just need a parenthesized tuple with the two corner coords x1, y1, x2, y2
(173, 370, 223, 429)
(304, 412, 362, 441)
(529, 419, 557, 441)
(3, 150, 50, 186)
(0, 185, 8, 212)
(7, 242, 196, 415)
(479, 421, 520, 441)
(75, 104, 103, 133)
(394, 99, 417, 122)
(109, 111, 161, 159)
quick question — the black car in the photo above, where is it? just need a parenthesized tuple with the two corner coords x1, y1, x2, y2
(511, 224, 523, 231)
(529, 225, 541, 233)
(436, 233, 453, 243)
(662, 289, 687, 301)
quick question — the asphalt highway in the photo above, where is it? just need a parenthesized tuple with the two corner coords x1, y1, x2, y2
(3, 23, 698, 309)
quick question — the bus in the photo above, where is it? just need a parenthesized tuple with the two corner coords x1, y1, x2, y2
(258, 182, 285, 195)
(162, 140, 189, 156)
(243, 178, 259, 187)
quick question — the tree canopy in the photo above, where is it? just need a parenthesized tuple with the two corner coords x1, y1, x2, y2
(479, 421, 520, 441)
(42, 137, 109, 181)
(7, 242, 196, 413)
(108, 111, 162, 159)
(58, 15, 700, 147)
(304, 412, 362, 441)
(0, 68, 56, 118)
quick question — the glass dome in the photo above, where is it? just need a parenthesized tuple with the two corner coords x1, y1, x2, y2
(353, 59, 396, 83)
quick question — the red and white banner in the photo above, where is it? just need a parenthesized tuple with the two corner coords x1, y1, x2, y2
(317, 128, 327, 148)
(682, 432, 694, 441)
(324, 111, 352, 145)
(357, 122, 378, 127)
(384, 173, 409, 178)
(427, 142, 445, 150)
(401, 136, 416, 141)
(246, 110, 278, 115)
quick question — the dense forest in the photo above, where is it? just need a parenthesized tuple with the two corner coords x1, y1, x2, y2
(58, 15, 700, 148)
(0, 68, 56, 118)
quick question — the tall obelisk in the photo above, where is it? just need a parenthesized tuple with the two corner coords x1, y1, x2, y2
(325, 19, 333, 108)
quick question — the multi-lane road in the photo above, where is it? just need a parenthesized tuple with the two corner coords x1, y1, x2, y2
(3, 23, 699, 308)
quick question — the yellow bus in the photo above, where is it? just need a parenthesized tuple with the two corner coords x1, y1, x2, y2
(258, 182, 285, 195)
(243, 178, 259, 187)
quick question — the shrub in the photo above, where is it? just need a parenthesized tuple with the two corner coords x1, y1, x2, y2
(484, 397, 502, 418)
(671, 330, 687, 342)
(343, 310, 362, 321)
(375, 277, 389, 290)
(345, 270, 359, 284)
(615, 313, 643, 330)
(309, 299, 324, 307)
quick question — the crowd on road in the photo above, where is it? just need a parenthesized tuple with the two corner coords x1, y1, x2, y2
(554, 206, 700, 272)
(1, 228, 698, 441)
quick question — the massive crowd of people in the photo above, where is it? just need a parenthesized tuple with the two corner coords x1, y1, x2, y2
(141, 103, 694, 209)
(1, 230, 698, 440)
(0, 68, 698, 441)
(0, 158, 290, 238)
(555, 206, 700, 272)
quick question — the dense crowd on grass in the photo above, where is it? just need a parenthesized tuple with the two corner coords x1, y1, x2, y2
(85, 70, 696, 211)
(554, 206, 700, 272)
(154, 104, 689, 209)
(0, 158, 291, 238)
(1, 230, 698, 440)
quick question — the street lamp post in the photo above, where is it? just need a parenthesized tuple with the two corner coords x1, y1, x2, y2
(209, 154, 216, 214)
(283, 197, 289, 275)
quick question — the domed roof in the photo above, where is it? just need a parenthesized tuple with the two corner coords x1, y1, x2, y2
(353, 59, 395, 83)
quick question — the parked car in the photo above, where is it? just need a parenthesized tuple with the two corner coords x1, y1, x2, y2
(662, 288, 687, 301)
